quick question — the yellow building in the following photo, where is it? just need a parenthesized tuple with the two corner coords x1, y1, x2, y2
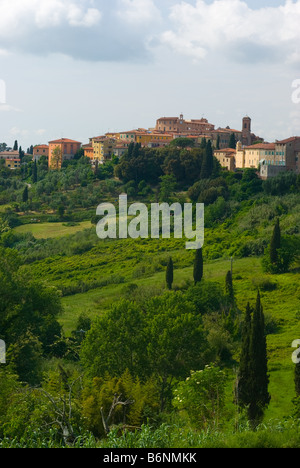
(135, 131, 173, 147)
(235, 142, 276, 169)
(90, 136, 116, 163)
(214, 148, 236, 171)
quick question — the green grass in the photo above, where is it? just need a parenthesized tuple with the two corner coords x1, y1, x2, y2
(14, 221, 92, 239)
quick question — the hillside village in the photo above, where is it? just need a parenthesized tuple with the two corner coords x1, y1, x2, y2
(1, 115, 299, 180)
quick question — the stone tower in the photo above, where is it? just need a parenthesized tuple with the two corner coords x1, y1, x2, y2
(242, 116, 252, 146)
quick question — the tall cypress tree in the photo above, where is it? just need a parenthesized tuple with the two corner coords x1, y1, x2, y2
(22, 186, 29, 203)
(193, 248, 203, 285)
(166, 257, 174, 290)
(237, 303, 252, 409)
(13, 140, 18, 151)
(32, 160, 38, 183)
(270, 218, 281, 265)
(229, 133, 236, 149)
(200, 140, 213, 179)
(225, 270, 234, 304)
(248, 292, 270, 425)
(295, 360, 300, 397)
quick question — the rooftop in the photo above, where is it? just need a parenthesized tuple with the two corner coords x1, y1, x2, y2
(49, 138, 81, 144)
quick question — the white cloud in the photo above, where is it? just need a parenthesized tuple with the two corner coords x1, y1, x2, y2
(0, 0, 102, 37)
(160, 0, 300, 64)
(117, 0, 161, 24)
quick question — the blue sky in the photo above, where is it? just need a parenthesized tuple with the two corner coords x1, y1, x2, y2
(0, 0, 300, 150)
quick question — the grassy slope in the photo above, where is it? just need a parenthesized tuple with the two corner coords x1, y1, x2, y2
(14, 221, 92, 239)
(15, 190, 300, 423)
(60, 252, 299, 421)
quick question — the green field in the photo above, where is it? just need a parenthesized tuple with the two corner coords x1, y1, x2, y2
(14, 221, 92, 239)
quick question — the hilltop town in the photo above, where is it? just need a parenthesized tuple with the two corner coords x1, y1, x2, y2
(1, 115, 299, 179)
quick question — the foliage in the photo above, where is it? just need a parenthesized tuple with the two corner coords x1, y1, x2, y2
(173, 366, 227, 429)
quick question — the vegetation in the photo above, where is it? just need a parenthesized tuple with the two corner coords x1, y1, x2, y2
(0, 140, 300, 448)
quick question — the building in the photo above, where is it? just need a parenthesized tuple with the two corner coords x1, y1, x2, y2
(82, 144, 94, 160)
(33, 145, 49, 162)
(235, 142, 276, 169)
(211, 128, 243, 149)
(156, 114, 215, 135)
(0, 150, 21, 169)
(0, 151, 21, 169)
(214, 148, 236, 171)
(90, 136, 116, 163)
(48, 138, 82, 170)
(274, 137, 300, 173)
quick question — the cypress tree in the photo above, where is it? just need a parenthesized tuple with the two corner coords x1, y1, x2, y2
(216, 135, 220, 150)
(166, 257, 174, 290)
(270, 218, 281, 265)
(193, 248, 203, 285)
(127, 142, 135, 159)
(13, 140, 18, 151)
(22, 186, 28, 203)
(229, 133, 236, 149)
(248, 291, 270, 426)
(32, 160, 38, 183)
(225, 270, 234, 304)
(295, 361, 300, 397)
(200, 137, 207, 149)
(237, 303, 252, 409)
(200, 140, 213, 179)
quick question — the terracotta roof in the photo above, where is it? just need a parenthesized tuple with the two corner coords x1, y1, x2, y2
(0, 150, 20, 157)
(245, 143, 275, 150)
(275, 137, 300, 144)
(34, 144, 49, 149)
(214, 148, 236, 153)
(157, 117, 179, 121)
(49, 138, 81, 144)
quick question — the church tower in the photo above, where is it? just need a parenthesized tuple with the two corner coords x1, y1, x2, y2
(242, 116, 252, 146)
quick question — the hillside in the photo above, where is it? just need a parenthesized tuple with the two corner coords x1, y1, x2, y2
(1, 151, 300, 447)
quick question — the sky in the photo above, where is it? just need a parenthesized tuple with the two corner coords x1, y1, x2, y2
(0, 0, 300, 150)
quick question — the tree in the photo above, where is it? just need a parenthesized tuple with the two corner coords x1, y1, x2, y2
(243, 292, 270, 426)
(237, 294, 270, 427)
(159, 174, 176, 203)
(166, 257, 174, 290)
(0, 247, 63, 383)
(225, 270, 234, 304)
(200, 140, 213, 179)
(13, 140, 18, 151)
(193, 248, 203, 285)
(22, 186, 29, 203)
(173, 366, 227, 429)
(51, 146, 62, 170)
(32, 160, 38, 183)
(236, 303, 252, 411)
(229, 133, 236, 149)
(58, 204, 65, 220)
(19, 146, 25, 161)
(170, 137, 195, 149)
(216, 135, 220, 150)
(270, 218, 281, 265)
(81, 294, 206, 411)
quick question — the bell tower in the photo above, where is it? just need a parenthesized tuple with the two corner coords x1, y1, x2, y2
(242, 116, 252, 146)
